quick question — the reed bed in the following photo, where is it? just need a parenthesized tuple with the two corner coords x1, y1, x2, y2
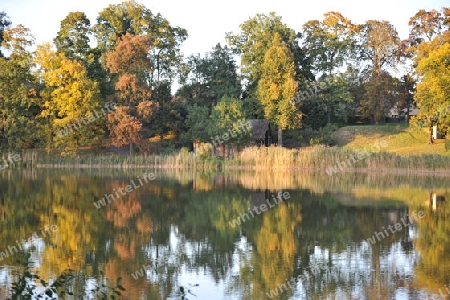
(222, 145, 450, 173)
(29, 146, 450, 173)
(34, 151, 220, 170)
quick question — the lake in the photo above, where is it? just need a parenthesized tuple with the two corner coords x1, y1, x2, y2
(0, 168, 449, 299)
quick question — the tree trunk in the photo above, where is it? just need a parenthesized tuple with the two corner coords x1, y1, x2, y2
(129, 142, 133, 155)
(428, 126, 434, 144)
(278, 128, 282, 147)
(327, 106, 331, 124)
(406, 95, 410, 124)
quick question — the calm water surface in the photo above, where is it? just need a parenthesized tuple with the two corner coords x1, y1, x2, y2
(0, 169, 449, 299)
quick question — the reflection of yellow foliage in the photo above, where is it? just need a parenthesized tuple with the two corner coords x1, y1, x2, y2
(40, 205, 91, 276)
(351, 188, 448, 204)
(162, 187, 176, 199)
(193, 175, 214, 192)
(411, 196, 450, 294)
(253, 202, 302, 294)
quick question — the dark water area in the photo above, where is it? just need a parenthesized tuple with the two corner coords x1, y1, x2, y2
(0, 169, 449, 299)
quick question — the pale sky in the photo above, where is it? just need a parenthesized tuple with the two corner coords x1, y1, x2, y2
(1, 0, 448, 57)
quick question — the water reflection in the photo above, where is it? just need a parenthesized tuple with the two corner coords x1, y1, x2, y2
(0, 169, 448, 299)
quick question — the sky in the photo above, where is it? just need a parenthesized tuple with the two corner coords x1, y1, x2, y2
(1, 0, 448, 58)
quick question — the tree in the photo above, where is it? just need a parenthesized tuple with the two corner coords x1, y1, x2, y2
(354, 20, 401, 123)
(409, 8, 448, 44)
(359, 20, 400, 76)
(106, 106, 142, 155)
(34, 44, 103, 154)
(397, 74, 416, 124)
(105, 33, 152, 80)
(300, 75, 354, 126)
(105, 33, 155, 152)
(54, 11, 91, 63)
(178, 43, 241, 111)
(226, 12, 310, 91)
(302, 12, 356, 76)
(149, 81, 186, 138)
(184, 104, 210, 143)
(412, 41, 450, 143)
(300, 12, 356, 125)
(0, 25, 37, 150)
(256, 33, 301, 147)
(359, 72, 399, 124)
(53, 11, 108, 88)
(94, 0, 187, 84)
(400, 8, 449, 73)
(209, 96, 249, 156)
(0, 11, 11, 57)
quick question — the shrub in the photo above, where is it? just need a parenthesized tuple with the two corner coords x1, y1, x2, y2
(310, 124, 339, 146)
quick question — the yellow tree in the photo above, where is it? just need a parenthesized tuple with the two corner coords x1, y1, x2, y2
(256, 33, 300, 146)
(411, 32, 450, 143)
(34, 44, 103, 154)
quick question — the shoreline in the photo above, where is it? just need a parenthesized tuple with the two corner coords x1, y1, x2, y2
(33, 163, 450, 176)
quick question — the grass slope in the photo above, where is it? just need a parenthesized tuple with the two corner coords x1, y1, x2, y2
(333, 124, 449, 156)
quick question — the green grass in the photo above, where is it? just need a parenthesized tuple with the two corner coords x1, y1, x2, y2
(333, 124, 449, 156)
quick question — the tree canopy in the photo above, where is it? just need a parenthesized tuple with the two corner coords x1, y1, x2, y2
(0, 3, 449, 153)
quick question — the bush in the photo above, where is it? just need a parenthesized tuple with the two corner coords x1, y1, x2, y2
(159, 140, 177, 155)
(310, 124, 339, 146)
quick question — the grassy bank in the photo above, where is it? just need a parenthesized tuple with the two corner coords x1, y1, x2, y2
(29, 145, 450, 174)
(334, 124, 449, 156)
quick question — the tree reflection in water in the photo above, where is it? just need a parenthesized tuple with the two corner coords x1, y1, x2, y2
(0, 169, 448, 299)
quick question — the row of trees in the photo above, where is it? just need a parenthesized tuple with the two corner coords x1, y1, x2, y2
(0, 1, 448, 153)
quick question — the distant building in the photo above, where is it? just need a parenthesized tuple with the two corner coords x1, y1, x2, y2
(387, 103, 419, 123)
(247, 119, 274, 147)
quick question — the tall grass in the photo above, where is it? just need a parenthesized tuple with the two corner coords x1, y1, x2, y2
(35, 151, 220, 170)
(224, 145, 450, 172)
(28, 146, 450, 173)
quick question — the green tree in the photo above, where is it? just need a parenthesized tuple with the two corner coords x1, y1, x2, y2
(226, 12, 310, 91)
(150, 81, 186, 138)
(184, 104, 210, 143)
(301, 12, 356, 124)
(54, 11, 91, 63)
(359, 71, 399, 124)
(54, 11, 107, 90)
(256, 33, 300, 146)
(209, 96, 249, 155)
(302, 11, 356, 76)
(302, 75, 354, 125)
(178, 43, 241, 111)
(0, 25, 37, 150)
